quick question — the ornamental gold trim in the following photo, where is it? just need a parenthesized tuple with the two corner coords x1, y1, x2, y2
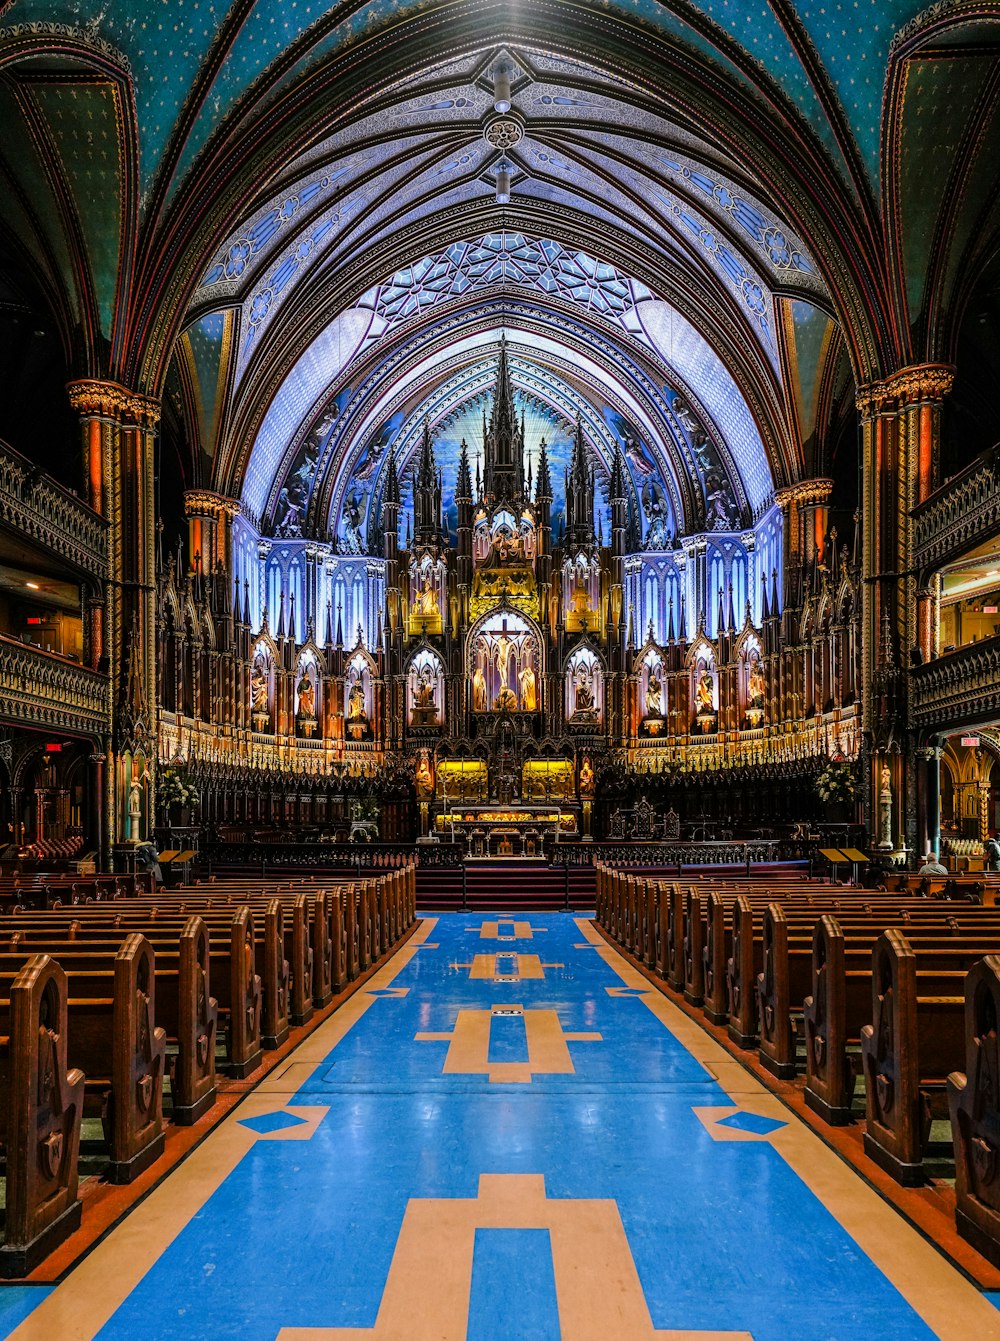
(66, 379, 161, 428)
(774, 478, 834, 508)
(183, 490, 242, 518)
(856, 364, 955, 416)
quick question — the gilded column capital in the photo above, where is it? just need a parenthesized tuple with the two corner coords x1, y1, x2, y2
(66, 379, 160, 428)
(856, 363, 955, 416)
(183, 489, 241, 519)
(773, 478, 833, 509)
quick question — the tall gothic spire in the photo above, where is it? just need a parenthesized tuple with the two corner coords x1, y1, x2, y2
(413, 416, 444, 545)
(456, 438, 472, 502)
(535, 437, 552, 502)
(482, 335, 526, 505)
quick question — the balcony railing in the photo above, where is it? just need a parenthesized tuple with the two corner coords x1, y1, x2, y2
(0, 438, 109, 579)
(0, 636, 109, 736)
(912, 445, 1000, 575)
(910, 634, 1000, 730)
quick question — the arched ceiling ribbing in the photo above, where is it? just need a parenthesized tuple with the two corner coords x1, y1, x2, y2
(1, 2, 998, 520)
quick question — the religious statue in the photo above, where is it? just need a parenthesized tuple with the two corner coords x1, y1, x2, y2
(575, 668, 595, 713)
(518, 662, 537, 711)
(415, 751, 433, 797)
(128, 778, 142, 842)
(414, 671, 436, 710)
(696, 666, 715, 714)
(473, 665, 487, 713)
(747, 654, 766, 709)
(341, 494, 365, 555)
(296, 671, 316, 719)
(571, 580, 592, 614)
(645, 665, 662, 717)
(494, 684, 518, 712)
(250, 664, 269, 716)
(579, 753, 595, 797)
(348, 678, 367, 723)
(416, 574, 439, 617)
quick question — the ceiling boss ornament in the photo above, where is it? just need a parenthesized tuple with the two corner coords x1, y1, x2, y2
(484, 113, 524, 152)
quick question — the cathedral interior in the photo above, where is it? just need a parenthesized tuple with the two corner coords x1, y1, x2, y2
(5, 4, 1000, 1337)
(0, 5, 997, 870)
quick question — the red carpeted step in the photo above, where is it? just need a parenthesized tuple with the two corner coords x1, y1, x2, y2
(415, 864, 596, 912)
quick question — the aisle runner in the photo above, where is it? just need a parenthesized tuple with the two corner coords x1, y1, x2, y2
(12, 915, 998, 1341)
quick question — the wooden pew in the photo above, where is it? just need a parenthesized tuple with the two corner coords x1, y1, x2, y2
(948, 955, 1000, 1268)
(0, 936, 167, 1184)
(859, 929, 981, 1183)
(0, 955, 85, 1276)
(757, 903, 1000, 1079)
(4, 919, 219, 1126)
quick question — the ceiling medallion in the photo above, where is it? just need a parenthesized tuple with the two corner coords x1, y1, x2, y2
(484, 114, 524, 151)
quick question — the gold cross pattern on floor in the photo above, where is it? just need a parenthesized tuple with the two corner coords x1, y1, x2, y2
(473, 921, 545, 940)
(276, 1173, 750, 1340)
(415, 1006, 601, 1083)
(448, 953, 564, 981)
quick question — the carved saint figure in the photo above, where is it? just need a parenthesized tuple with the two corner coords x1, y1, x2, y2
(747, 653, 766, 709)
(579, 753, 595, 796)
(494, 684, 518, 712)
(696, 666, 715, 714)
(645, 665, 662, 717)
(348, 678, 367, 723)
(414, 671, 436, 710)
(571, 579, 592, 614)
(575, 667, 595, 713)
(415, 752, 433, 796)
(417, 574, 439, 617)
(473, 665, 487, 713)
(251, 664, 269, 714)
(519, 662, 537, 711)
(296, 670, 316, 719)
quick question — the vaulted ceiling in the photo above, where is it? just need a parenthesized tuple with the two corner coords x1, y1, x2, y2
(0, 1, 998, 529)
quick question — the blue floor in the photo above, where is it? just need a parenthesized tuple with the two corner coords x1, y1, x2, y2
(0, 1289, 51, 1337)
(36, 916, 957, 1338)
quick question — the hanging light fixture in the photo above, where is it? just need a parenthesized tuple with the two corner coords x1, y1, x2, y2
(495, 160, 512, 204)
(493, 62, 512, 113)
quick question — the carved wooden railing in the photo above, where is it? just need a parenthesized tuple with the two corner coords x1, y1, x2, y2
(912, 445, 1000, 574)
(0, 438, 109, 579)
(910, 635, 1000, 730)
(0, 636, 110, 735)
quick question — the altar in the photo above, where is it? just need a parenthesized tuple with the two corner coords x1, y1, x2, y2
(434, 805, 578, 858)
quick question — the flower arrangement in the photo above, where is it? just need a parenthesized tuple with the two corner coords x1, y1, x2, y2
(815, 758, 857, 805)
(158, 767, 200, 813)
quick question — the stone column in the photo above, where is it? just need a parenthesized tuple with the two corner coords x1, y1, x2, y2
(184, 490, 240, 585)
(914, 744, 943, 859)
(90, 751, 106, 866)
(774, 480, 833, 631)
(67, 380, 160, 849)
(857, 365, 953, 850)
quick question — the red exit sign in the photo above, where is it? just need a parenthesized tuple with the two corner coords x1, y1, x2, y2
(961, 736, 980, 748)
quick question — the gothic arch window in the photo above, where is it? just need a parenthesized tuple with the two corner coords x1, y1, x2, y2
(408, 648, 445, 727)
(267, 560, 282, 631)
(294, 652, 320, 737)
(709, 550, 725, 635)
(640, 648, 665, 725)
(565, 646, 602, 725)
(345, 654, 373, 739)
(288, 559, 303, 641)
(468, 610, 540, 714)
(643, 572, 660, 643)
(351, 573, 365, 643)
(731, 549, 748, 625)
